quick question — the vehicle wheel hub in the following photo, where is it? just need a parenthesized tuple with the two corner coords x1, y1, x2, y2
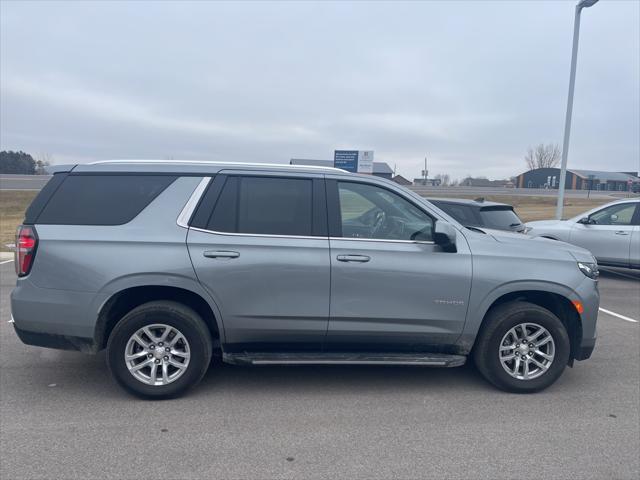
(499, 322, 555, 381)
(124, 324, 191, 386)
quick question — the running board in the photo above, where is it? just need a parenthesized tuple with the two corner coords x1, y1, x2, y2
(223, 352, 466, 367)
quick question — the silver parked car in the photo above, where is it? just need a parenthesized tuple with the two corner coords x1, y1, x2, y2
(11, 161, 599, 398)
(526, 199, 640, 269)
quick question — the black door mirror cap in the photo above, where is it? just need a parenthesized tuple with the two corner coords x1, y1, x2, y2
(434, 221, 457, 253)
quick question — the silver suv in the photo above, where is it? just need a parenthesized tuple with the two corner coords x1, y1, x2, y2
(11, 161, 599, 398)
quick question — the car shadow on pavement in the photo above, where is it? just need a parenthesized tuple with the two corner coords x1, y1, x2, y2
(19, 350, 495, 400)
(193, 360, 493, 397)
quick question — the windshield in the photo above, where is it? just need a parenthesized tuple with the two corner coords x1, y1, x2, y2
(479, 207, 522, 230)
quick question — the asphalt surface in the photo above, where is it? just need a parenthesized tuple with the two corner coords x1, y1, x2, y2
(0, 262, 638, 480)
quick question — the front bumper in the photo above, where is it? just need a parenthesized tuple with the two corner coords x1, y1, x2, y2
(575, 336, 596, 361)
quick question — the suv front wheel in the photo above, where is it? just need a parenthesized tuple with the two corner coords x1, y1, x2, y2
(107, 301, 212, 399)
(473, 301, 570, 393)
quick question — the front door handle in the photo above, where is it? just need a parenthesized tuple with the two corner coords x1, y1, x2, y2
(203, 250, 240, 259)
(615, 231, 629, 236)
(337, 254, 371, 263)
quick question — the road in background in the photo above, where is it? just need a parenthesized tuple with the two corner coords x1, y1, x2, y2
(0, 262, 638, 480)
(0, 174, 51, 190)
(2, 173, 634, 199)
(409, 185, 623, 199)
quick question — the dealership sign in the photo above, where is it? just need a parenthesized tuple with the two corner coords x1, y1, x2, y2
(334, 150, 374, 174)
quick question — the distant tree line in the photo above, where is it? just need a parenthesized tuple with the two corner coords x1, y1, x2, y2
(0, 151, 50, 174)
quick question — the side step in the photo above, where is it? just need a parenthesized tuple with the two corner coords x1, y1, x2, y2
(223, 352, 466, 368)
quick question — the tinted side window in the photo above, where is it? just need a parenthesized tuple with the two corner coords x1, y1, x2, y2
(207, 176, 315, 236)
(24, 172, 68, 224)
(36, 175, 176, 225)
(337, 182, 433, 241)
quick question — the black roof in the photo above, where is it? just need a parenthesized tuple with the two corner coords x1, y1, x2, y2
(427, 197, 513, 209)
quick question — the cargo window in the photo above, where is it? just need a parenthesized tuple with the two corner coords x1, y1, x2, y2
(36, 175, 176, 225)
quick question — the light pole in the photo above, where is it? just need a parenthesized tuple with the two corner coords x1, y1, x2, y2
(556, 0, 599, 220)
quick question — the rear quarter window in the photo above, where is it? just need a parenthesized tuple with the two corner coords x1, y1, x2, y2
(35, 174, 177, 225)
(478, 207, 522, 230)
(433, 202, 479, 226)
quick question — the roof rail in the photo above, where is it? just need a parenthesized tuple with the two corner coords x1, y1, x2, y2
(88, 159, 348, 172)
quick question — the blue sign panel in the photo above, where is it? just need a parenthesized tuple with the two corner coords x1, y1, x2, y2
(334, 150, 359, 172)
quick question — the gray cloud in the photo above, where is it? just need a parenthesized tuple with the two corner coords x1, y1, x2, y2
(1, 0, 638, 180)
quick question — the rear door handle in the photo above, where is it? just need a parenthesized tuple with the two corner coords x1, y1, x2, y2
(336, 254, 371, 263)
(203, 250, 240, 259)
(615, 231, 629, 235)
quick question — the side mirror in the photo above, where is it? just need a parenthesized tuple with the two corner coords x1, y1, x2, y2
(434, 221, 457, 252)
(578, 217, 591, 225)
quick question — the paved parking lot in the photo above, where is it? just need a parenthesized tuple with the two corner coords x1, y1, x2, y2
(0, 261, 638, 480)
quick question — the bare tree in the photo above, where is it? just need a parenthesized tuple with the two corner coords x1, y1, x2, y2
(525, 143, 561, 170)
(34, 152, 53, 175)
(434, 173, 451, 186)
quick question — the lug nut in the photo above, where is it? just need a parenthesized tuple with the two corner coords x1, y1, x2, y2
(163, 356, 169, 361)
(158, 342, 163, 347)
(155, 359, 161, 364)
(149, 345, 155, 350)
(147, 354, 153, 359)
(165, 347, 170, 352)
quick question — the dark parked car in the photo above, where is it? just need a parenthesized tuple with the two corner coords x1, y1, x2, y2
(428, 198, 525, 233)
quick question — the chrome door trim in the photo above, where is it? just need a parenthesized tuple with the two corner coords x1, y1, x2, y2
(176, 177, 211, 228)
(188, 227, 435, 244)
(329, 236, 435, 245)
(189, 226, 324, 241)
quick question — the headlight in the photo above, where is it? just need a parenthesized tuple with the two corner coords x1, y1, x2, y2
(577, 262, 599, 279)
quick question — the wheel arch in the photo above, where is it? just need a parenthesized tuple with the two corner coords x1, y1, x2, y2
(471, 288, 582, 364)
(94, 282, 224, 351)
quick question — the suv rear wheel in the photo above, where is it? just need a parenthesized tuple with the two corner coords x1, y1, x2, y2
(473, 301, 570, 393)
(107, 301, 212, 399)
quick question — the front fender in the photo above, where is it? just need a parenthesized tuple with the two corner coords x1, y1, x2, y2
(457, 280, 581, 352)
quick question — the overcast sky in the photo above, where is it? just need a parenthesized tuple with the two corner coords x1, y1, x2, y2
(1, 0, 638, 180)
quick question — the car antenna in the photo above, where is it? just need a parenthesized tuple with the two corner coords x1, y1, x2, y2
(475, 197, 485, 203)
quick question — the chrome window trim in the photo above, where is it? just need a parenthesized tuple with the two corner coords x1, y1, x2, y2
(187, 226, 433, 244)
(329, 236, 435, 245)
(176, 177, 211, 228)
(179, 175, 435, 244)
(189, 226, 323, 240)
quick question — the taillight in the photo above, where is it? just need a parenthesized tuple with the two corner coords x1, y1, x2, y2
(15, 225, 38, 277)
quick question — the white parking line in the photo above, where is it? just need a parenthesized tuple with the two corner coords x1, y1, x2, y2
(0, 259, 14, 265)
(599, 308, 639, 323)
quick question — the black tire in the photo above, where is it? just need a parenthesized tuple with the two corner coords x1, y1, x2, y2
(473, 301, 570, 393)
(107, 301, 212, 399)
